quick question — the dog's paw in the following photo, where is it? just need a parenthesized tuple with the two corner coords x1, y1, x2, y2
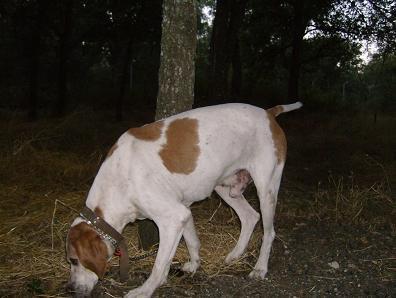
(248, 269, 267, 280)
(124, 287, 151, 298)
(181, 260, 200, 274)
(225, 251, 240, 264)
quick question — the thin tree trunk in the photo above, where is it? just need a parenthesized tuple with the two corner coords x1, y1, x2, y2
(56, 0, 74, 117)
(287, 0, 305, 103)
(208, 0, 230, 102)
(115, 37, 133, 122)
(28, 0, 48, 121)
(208, 0, 247, 103)
(231, 37, 242, 98)
(138, 0, 197, 250)
(28, 29, 39, 121)
(229, 0, 246, 100)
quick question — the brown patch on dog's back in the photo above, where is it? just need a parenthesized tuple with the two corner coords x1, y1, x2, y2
(128, 121, 164, 141)
(159, 118, 200, 174)
(267, 113, 287, 164)
(68, 223, 108, 278)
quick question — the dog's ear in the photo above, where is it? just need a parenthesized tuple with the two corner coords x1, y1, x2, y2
(80, 233, 108, 278)
(69, 223, 108, 279)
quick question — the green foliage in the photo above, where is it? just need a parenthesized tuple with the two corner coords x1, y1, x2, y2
(361, 54, 396, 110)
(317, 0, 396, 54)
(230, 0, 395, 108)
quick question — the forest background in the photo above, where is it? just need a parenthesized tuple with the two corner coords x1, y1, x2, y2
(1, 0, 395, 119)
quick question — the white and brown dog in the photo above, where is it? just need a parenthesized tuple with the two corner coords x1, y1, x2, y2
(66, 102, 302, 297)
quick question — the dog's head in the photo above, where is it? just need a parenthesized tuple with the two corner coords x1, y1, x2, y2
(66, 221, 109, 297)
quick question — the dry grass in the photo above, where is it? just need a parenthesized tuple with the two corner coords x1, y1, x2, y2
(0, 109, 394, 296)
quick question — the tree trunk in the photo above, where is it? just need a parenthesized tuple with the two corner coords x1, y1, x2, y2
(28, 27, 39, 121)
(138, 0, 197, 250)
(155, 0, 197, 119)
(115, 37, 133, 122)
(231, 39, 242, 98)
(229, 0, 246, 99)
(208, 0, 247, 103)
(55, 0, 74, 117)
(287, 0, 306, 103)
(28, 0, 48, 121)
(208, 0, 230, 102)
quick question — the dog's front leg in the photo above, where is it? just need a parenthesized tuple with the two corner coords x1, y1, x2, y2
(181, 216, 200, 273)
(124, 205, 191, 298)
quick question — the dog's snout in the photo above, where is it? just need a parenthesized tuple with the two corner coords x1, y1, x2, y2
(65, 282, 92, 298)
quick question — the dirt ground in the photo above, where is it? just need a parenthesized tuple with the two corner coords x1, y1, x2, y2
(93, 219, 395, 298)
(0, 108, 395, 297)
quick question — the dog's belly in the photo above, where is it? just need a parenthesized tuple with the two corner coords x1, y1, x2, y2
(177, 166, 250, 206)
(179, 178, 218, 206)
(220, 169, 252, 198)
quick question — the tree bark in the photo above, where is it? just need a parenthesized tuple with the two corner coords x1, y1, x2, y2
(155, 0, 197, 119)
(138, 0, 197, 250)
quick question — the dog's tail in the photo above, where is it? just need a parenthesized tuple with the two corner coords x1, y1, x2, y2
(267, 101, 303, 117)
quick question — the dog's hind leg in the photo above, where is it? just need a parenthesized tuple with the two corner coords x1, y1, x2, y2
(181, 216, 201, 273)
(248, 162, 284, 280)
(215, 185, 260, 263)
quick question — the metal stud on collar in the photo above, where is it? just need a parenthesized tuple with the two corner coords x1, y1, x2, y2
(79, 212, 119, 248)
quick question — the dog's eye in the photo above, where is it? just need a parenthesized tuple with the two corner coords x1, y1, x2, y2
(69, 258, 78, 266)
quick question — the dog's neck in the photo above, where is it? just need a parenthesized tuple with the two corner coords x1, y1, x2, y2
(84, 201, 135, 234)
(83, 171, 138, 233)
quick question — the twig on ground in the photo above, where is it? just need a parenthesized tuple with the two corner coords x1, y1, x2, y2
(309, 275, 340, 280)
(208, 201, 222, 222)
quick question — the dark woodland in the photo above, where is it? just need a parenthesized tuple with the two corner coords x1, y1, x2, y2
(0, 0, 395, 297)
(1, 0, 394, 118)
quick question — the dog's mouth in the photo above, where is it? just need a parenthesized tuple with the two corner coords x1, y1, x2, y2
(65, 282, 94, 298)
